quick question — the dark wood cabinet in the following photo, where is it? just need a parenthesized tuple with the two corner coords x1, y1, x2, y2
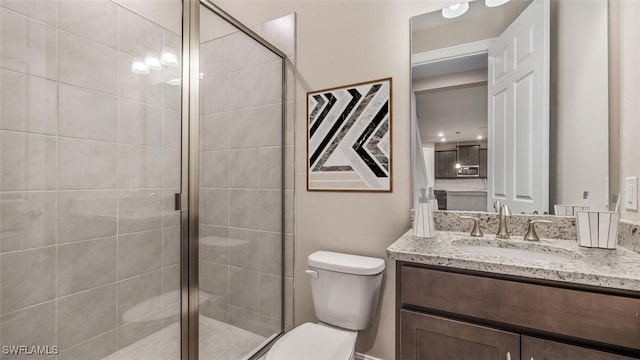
(400, 310, 519, 360)
(396, 263, 640, 360)
(457, 145, 480, 165)
(522, 337, 636, 360)
(435, 151, 457, 179)
(435, 146, 486, 179)
(479, 149, 487, 178)
(434, 190, 447, 210)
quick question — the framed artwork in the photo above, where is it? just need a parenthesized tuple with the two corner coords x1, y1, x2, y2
(307, 78, 392, 192)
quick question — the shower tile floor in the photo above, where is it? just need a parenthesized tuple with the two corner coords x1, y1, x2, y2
(102, 317, 267, 360)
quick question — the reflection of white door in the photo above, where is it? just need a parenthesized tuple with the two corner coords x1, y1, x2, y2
(488, 0, 550, 214)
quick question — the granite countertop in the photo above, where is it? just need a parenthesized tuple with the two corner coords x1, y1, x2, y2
(387, 230, 640, 292)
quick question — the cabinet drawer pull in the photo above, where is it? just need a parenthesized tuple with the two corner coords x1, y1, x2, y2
(506, 351, 511, 360)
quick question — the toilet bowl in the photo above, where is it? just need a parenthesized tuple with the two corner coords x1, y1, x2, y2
(266, 251, 385, 360)
(266, 322, 357, 360)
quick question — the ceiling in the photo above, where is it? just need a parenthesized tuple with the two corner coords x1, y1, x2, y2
(412, 53, 487, 79)
(416, 83, 488, 144)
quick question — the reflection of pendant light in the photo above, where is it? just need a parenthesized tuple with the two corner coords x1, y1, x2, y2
(486, 0, 510, 7)
(455, 131, 461, 170)
(442, 2, 469, 19)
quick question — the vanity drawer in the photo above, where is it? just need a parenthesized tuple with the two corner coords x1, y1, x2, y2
(400, 265, 640, 351)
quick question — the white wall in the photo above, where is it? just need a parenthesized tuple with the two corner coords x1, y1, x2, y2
(215, 1, 453, 359)
(552, 0, 609, 210)
(620, 0, 640, 221)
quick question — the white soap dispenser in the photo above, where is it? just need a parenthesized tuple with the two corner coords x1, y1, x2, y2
(413, 187, 435, 238)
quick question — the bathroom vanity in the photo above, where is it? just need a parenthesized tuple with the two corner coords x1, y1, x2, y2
(387, 231, 640, 360)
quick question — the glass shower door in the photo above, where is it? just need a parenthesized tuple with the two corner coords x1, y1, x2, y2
(0, 0, 182, 359)
(197, 3, 285, 358)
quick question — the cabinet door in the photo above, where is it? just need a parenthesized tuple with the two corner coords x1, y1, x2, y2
(435, 151, 457, 179)
(480, 149, 488, 178)
(446, 151, 458, 178)
(467, 145, 480, 165)
(400, 310, 519, 360)
(522, 336, 637, 360)
(435, 152, 447, 178)
(458, 145, 480, 165)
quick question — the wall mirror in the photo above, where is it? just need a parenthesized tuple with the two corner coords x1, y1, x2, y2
(411, 0, 612, 215)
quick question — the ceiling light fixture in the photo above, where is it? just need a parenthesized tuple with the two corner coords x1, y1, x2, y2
(442, 2, 469, 19)
(144, 52, 162, 71)
(131, 57, 150, 75)
(160, 47, 179, 67)
(485, 0, 510, 7)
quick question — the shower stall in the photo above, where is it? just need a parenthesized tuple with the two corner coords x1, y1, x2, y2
(0, 0, 293, 358)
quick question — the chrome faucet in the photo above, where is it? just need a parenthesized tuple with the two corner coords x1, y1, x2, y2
(494, 201, 512, 239)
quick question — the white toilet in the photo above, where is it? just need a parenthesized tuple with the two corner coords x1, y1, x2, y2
(266, 251, 386, 360)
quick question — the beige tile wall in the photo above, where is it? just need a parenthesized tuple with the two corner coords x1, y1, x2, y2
(198, 13, 295, 338)
(0, 0, 181, 357)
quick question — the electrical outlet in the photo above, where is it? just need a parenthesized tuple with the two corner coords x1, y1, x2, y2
(625, 176, 638, 211)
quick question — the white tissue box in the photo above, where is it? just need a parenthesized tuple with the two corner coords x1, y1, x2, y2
(575, 210, 619, 249)
(554, 204, 590, 216)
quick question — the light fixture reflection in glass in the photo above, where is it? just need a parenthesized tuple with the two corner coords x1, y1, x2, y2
(486, 0, 510, 7)
(131, 57, 150, 75)
(166, 78, 181, 86)
(477, 135, 483, 140)
(144, 52, 162, 71)
(442, 2, 469, 19)
(441, 138, 446, 142)
(160, 47, 179, 67)
(438, 132, 444, 137)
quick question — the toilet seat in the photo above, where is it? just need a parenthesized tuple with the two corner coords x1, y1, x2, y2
(266, 322, 356, 360)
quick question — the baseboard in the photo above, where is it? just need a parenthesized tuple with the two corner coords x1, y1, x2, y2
(355, 353, 385, 360)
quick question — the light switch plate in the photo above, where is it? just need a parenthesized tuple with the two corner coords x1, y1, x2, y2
(625, 176, 638, 211)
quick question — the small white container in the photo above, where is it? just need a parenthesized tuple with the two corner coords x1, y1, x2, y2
(575, 210, 619, 249)
(554, 204, 590, 216)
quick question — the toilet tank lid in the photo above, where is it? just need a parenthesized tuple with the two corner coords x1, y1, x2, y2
(308, 251, 385, 275)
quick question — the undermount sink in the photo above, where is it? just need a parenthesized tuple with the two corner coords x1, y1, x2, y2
(452, 238, 582, 262)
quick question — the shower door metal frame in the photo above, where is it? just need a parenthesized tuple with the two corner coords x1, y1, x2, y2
(180, 0, 288, 358)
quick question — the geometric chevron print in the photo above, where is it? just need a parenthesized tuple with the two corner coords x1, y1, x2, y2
(307, 78, 392, 191)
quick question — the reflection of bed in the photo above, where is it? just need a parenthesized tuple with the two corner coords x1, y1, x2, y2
(446, 191, 487, 211)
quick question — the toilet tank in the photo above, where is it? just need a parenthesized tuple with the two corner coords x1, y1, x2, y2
(307, 251, 385, 331)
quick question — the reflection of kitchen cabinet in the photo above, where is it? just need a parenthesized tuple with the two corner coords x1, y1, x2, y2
(397, 265, 640, 360)
(434, 190, 447, 210)
(457, 145, 480, 165)
(435, 151, 457, 179)
(479, 149, 487, 178)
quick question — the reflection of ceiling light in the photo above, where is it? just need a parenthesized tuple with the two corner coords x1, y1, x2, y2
(160, 47, 179, 67)
(485, 0, 510, 7)
(131, 57, 150, 75)
(438, 132, 444, 137)
(166, 78, 181, 86)
(144, 52, 162, 71)
(442, 2, 469, 19)
(441, 138, 446, 142)
(477, 135, 483, 140)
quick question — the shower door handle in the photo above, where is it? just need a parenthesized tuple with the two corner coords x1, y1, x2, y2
(175, 193, 187, 211)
